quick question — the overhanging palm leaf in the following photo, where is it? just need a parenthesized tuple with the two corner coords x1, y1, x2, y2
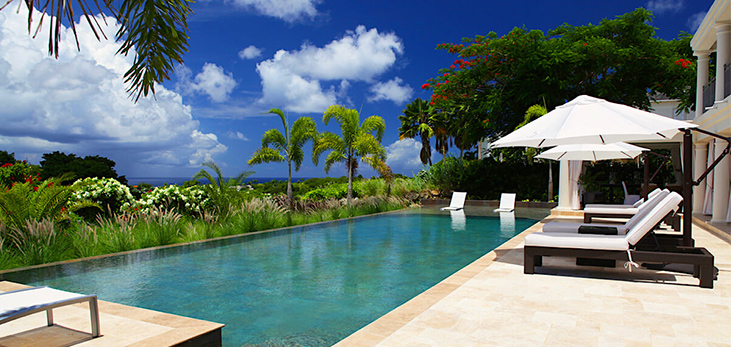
(2, 0, 192, 101)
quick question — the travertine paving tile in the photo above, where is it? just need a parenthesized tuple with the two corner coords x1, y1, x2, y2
(337, 217, 731, 346)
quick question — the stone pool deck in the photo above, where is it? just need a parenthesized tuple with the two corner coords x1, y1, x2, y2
(0, 281, 223, 346)
(336, 211, 731, 346)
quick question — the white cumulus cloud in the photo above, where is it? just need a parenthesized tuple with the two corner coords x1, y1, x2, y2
(645, 0, 684, 14)
(687, 11, 706, 31)
(228, 0, 321, 22)
(191, 63, 237, 102)
(385, 138, 433, 174)
(368, 77, 413, 104)
(256, 25, 404, 113)
(0, 1, 226, 175)
(239, 45, 263, 60)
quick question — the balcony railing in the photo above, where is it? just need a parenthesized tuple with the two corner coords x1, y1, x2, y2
(701, 64, 731, 113)
(703, 80, 715, 110)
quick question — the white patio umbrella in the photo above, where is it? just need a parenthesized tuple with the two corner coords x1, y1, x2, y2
(536, 142, 649, 161)
(492, 95, 697, 148)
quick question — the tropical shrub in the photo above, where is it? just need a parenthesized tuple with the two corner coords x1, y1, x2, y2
(0, 161, 42, 187)
(71, 177, 135, 215)
(302, 182, 360, 200)
(127, 185, 211, 215)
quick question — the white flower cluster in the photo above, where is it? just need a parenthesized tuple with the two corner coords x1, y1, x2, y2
(126, 185, 211, 214)
(71, 177, 135, 212)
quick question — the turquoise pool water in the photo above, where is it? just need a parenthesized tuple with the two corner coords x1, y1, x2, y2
(2, 209, 537, 346)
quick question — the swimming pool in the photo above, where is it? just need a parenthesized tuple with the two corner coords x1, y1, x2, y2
(2, 209, 538, 346)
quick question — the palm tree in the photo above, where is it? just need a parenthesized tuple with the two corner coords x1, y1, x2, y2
(2, 0, 192, 101)
(398, 98, 434, 166)
(248, 108, 318, 208)
(193, 161, 254, 214)
(314, 105, 386, 206)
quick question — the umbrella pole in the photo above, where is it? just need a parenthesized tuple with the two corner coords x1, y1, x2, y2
(643, 153, 650, 200)
(682, 129, 694, 247)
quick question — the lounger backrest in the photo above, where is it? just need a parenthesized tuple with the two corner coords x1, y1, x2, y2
(449, 192, 467, 209)
(498, 193, 516, 210)
(624, 192, 683, 246)
(623, 189, 670, 231)
(632, 188, 662, 208)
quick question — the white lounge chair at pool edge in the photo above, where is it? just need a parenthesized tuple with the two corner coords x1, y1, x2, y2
(440, 192, 467, 211)
(583, 188, 667, 223)
(542, 189, 671, 235)
(524, 192, 715, 288)
(0, 286, 100, 338)
(493, 193, 516, 212)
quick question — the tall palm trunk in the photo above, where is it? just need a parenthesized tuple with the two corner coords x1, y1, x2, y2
(287, 161, 293, 209)
(347, 155, 354, 207)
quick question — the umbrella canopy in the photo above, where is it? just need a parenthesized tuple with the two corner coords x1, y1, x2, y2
(492, 95, 697, 148)
(536, 142, 649, 161)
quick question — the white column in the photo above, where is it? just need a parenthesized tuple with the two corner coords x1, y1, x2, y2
(696, 51, 710, 116)
(558, 160, 571, 209)
(711, 139, 730, 222)
(715, 23, 731, 102)
(693, 143, 708, 212)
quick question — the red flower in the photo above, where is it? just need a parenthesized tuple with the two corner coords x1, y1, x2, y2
(33, 186, 38, 191)
(584, 43, 588, 46)
(1, 163, 11, 168)
(429, 101, 435, 106)
(421, 83, 429, 90)
(443, 73, 449, 77)
(450, 65, 456, 69)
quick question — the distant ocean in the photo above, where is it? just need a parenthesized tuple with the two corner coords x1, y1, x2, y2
(126, 177, 314, 187)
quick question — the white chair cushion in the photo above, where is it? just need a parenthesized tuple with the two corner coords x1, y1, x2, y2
(525, 232, 629, 251)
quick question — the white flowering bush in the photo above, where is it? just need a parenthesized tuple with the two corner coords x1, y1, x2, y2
(126, 185, 211, 215)
(71, 177, 135, 213)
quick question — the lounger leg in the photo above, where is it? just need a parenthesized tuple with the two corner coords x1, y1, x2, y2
(699, 263, 714, 289)
(583, 215, 592, 223)
(46, 308, 54, 327)
(89, 297, 100, 337)
(524, 249, 540, 274)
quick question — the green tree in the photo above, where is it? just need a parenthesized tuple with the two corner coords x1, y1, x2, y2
(1, 0, 192, 100)
(423, 9, 696, 148)
(0, 150, 15, 165)
(314, 105, 386, 206)
(398, 98, 435, 165)
(248, 109, 319, 208)
(40, 151, 125, 184)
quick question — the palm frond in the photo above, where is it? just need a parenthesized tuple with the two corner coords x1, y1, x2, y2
(248, 147, 286, 165)
(261, 129, 288, 153)
(323, 151, 346, 173)
(360, 116, 386, 142)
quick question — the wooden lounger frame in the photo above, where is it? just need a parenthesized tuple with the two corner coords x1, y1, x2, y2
(524, 245, 715, 288)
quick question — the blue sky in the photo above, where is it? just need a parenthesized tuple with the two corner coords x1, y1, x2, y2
(0, 0, 713, 180)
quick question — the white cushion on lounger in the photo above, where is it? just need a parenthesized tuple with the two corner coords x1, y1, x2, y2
(543, 190, 670, 235)
(526, 192, 683, 251)
(584, 188, 661, 210)
(525, 233, 629, 250)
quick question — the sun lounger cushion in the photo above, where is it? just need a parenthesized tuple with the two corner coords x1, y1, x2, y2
(525, 233, 628, 250)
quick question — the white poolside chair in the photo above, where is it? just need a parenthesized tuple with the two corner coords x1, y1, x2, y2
(440, 192, 467, 211)
(493, 193, 516, 212)
(524, 192, 715, 288)
(543, 190, 671, 235)
(0, 286, 100, 337)
(583, 188, 665, 223)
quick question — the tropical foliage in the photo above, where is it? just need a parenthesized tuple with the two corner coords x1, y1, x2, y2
(71, 177, 135, 215)
(1, 0, 193, 100)
(315, 105, 386, 206)
(399, 98, 443, 165)
(417, 9, 696, 155)
(248, 109, 318, 208)
(193, 161, 253, 215)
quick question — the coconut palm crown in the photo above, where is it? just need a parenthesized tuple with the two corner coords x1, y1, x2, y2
(248, 108, 318, 207)
(314, 105, 386, 206)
